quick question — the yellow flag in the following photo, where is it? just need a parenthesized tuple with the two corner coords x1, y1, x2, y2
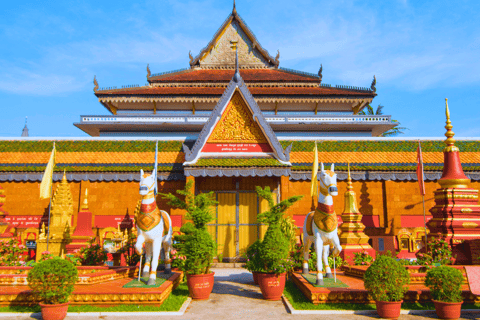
(40, 143, 56, 200)
(310, 142, 318, 198)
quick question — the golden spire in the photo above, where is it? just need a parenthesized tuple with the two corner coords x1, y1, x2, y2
(81, 188, 89, 211)
(444, 98, 459, 152)
(62, 170, 67, 182)
(346, 162, 353, 192)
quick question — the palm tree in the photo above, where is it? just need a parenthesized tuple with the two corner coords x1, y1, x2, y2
(359, 104, 407, 137)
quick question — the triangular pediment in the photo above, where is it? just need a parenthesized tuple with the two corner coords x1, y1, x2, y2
(183, 70, 291, 165)
(190, 11, 279, 69)
(202, 91, 273, 153)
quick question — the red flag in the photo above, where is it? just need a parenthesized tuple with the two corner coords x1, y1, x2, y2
(416, 141, 425, 196)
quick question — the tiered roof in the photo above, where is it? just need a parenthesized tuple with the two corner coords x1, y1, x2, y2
(1, 139, 479, 181)
(93, 6, 376, 109)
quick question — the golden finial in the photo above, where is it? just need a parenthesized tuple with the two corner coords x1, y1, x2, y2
(444, 98, 459, 152)
(93, 75, 99, 92)
(347, 162, 353, 191)
(81, 188, 89, 210)
(233, 0, 237, 14)
(62, 170, 67, 182)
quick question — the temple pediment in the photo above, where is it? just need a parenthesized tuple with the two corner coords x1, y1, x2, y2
(190, 8, 279, 69)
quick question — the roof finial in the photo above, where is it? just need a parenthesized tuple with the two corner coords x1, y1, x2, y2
(318, 64, 323, 84)
(146, 64, 151, 78)
(233, 44, 240, 82)
(81, 188, 89, 210)
(444, 98, 459, 152)
(274, 50, 280, 68)
(371, 75, 376, 92)
(93, 75, 99, 92)
(21, 117, 29, 137)
(189, 51, 194, 66)
(347, 162, 353, 191)
(233, 0, 237, 14)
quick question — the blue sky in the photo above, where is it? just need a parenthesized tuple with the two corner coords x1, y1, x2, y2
(0, 0, 479, 138)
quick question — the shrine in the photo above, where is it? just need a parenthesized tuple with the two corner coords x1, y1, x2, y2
(0, 4, 479, 266)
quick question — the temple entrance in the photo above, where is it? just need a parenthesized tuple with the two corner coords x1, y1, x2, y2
(206, 191, 274, 260)
(197, 176, 279, 260)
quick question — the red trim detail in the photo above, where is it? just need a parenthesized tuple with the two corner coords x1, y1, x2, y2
(202, 143, 273, 153)
(317, 202, 335, 214)
(140, 202, 157, 214)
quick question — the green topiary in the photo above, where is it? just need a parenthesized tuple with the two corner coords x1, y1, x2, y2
(425, 266, 464, 302)
(249, 186, 302, 275)
(364, 255, 410, 302)
(244, 239, 263, 273)
(27, 257, 78, 304)
(160, 181, 217, 275)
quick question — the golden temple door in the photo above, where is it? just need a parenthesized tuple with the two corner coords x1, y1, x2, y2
(206, 191, 272, 260)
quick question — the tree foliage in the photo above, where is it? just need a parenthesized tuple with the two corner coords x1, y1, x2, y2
(27, 257, 78, 304)
(359, 104, 407, 137)
(364, 254, 410, 302)
(425, 266, 464, 302)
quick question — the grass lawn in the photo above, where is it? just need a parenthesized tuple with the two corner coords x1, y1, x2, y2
(0, 282, 189, 313)
(283, 280, 480, 310)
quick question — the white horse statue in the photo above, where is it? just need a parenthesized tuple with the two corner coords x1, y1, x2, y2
(302, 163, 342, 285)
(135, 169, 173, 285)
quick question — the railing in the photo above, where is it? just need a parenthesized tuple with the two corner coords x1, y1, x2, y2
(80, 114, 392, 124)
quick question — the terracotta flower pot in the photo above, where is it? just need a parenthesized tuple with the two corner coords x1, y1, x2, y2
(433, 300, 463, 319)
(375, 300, 403, 320)
(257, 272, 286, 301)
(252, 272, 259, 285)
(186, 272, 215, 300)
(39, 302, 69, 320)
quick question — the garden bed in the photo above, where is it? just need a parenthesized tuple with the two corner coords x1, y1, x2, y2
(290, 271, 477, 304)
(0, 266, 136, 286)
(0, 270, 183, 306)
(341, 265, 468, 284)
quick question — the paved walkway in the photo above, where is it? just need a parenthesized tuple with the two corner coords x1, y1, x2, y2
(3, 268, 480, 319)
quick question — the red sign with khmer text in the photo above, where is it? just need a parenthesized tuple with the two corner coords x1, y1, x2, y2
(202, 143, 273, 153)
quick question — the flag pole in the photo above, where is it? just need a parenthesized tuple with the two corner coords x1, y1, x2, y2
(46, 142, 55, 251)
(154, 140, 158, 196)
(418, 140, 428, 252)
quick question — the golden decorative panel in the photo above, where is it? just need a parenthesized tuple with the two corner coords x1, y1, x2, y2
(208, 91, 268, 143)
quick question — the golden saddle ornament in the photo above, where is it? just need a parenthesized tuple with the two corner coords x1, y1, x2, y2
(313, 203, 338, 233)
(137, 202, 161, 232)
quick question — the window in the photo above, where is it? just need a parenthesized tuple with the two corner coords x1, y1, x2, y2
(378, 238, 384, 251)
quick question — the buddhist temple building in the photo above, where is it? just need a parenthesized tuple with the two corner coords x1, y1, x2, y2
(0, 4, 479, 263)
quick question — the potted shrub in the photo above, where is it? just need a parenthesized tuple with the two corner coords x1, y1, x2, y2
(250, 186, 302, 300)
(245, 239, 263, 284)
(27, 256, 78, 320)
(425, 266, 464, 319)
(364, 254, 410, 320)
(161, 181, 217, 300)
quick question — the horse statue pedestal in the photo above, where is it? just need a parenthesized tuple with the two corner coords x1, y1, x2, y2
(302, 163, 342, 286)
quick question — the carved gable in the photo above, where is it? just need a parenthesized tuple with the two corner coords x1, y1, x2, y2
(208, 91, 267, 144)
(199, 20, 270, 69)
(202, 91, 273, 153)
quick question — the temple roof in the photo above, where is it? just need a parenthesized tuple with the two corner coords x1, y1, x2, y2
(148, 68, 319, 83)
(0, 139, 479, 181)
(95, 82, 375, 97)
